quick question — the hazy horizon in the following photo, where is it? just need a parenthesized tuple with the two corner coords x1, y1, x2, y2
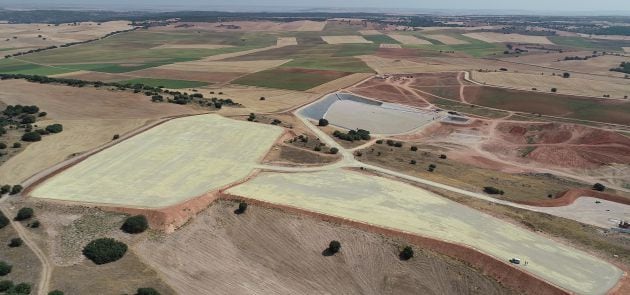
(2, 0, 630, 15)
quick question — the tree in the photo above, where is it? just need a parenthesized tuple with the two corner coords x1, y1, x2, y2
(136, 288, 160, 295)
(328, 240, 341, 254)
(0, 261, 12, 276)
(48, 290, 64, 295)
(20, 115, 35, 124)
(9, 282, 31, 294)
(121, 215, 149, 234)
(400, 246, 414, 260)
(439, 154, 447, 159)
(562, 72, 570, 78)
(235, 202, 248, 214)
(9, 185, 22, 195)
(593, 183, 606, 192)
(8, 238, 22, 248)
(0, 143, 6, 149)
(0, 185, 10, 195)
(14, 208, 33, 221)
(12, 143, 21, 148)
(551, 88, 557, 93)
(329, 147, 339, 154)
(483, 186, 504, 195)
(112, 134, 120, 140)
(318, 118, 329, 126)
(45, 124, 63, 134)
(83, 238, 127, 265)
(410, 146, 418, 151)
(0, 213, 8, 229)
(0, 280, 13, 292)
(21, 132, 41, 142)
(410, 160, 416, 165)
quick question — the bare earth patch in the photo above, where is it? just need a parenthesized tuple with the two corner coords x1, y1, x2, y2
(276, 37, 298, 47)
(359, 30, 382, 35)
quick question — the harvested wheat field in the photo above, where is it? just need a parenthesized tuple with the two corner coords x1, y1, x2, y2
(226, 169, 622, 295)
(136, 200, 515, 295)
(359, 30, 382, 35)
(321, 35, 373, 44)
(359, 55, 461, 73)
(463, 32, 554, 44)
(424, 34, 469, 44)
(0, 119, 147, 184)
(201, 85, 316, 113)
(387, 34, 432, 45)
(0, 80, 197, 120)
(277, 37, 298, 47)
(31, 115, 282, 207)
(158, 59, 291, 73)
(379, 43, 402, 48)
(471, 71, 630, 98)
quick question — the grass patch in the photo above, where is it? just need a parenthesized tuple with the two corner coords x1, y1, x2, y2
(362, 35, 400, 44)
(120, 78, 208, 89)
(405, 34, 505, 57)
(0, 59, 74, 75)
(233, 67, 350, 91)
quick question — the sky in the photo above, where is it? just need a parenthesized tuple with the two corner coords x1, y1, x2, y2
(2, 0, 630, 14)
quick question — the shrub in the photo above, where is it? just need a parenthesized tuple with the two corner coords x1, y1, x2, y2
(562, 72, 570, 78)
(38, 112, 47, 117)
(0, 185, 10, 195)
(0, 261, 12, 276)
(21, 132, 41, 142)
(45, 124, 63, 134)
(8, 238, 22, 248)
(237, 202, 248, 214)
(12, 143, 21, 148)
(121, 215, 149, 234)
(318, 118, 329, 126)
(259, 97, 265, 101)
(400, 246, 414, 260)
(483, 186, 505, 195)
(593, 183, 606, 191)
(15, 208, 33, 221)
(439, 154, 447, 159)
(136, 288, 160, 295)
(0, 143, 6, 149)
(0, 280, 13, 292)
(28, 220, 40, 228)
(9, 283, 31, 294)
(48, 290, 64, 295)
(551, 88, 557, 93)
(313, 146, 321, 152)
(0, 213, 8, 229)
(9, 185, 22, 195)
(328, 240, 341, 254)
(20, 115, 35, 124)
(83, 238, 127, 265)
(329, 147, 339, 154)
(375, 140, 383, 144)
(112, 134, 120, 140)
(410, 160, 416, 165)
(410, 146, 418, 151)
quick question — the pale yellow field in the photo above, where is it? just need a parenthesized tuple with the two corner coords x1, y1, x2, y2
(379, 43, 401, 48)
(201, 86, 315, 113)
(359, 55, 461, 74)
(321, 35, 373, 44)
(306, 73, 373, 94)
(226, 169, 622, 295)
(31, 115, 283, 207)
(151, 44, 234, 49)
(276, 37, 298, 47)
(387, 34, 432, 45)
(463, 32, 553, 44)
(0, 119, 147, 184)
(158, 59, 291, 73)
(470, 71, 630, 98)
(0, 21, 132, 50)
(359, 30, 382, 35)
(424, 34, 468, 45)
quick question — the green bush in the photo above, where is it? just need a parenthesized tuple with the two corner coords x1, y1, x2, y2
(121, 215, 149, 234)
(0, 261, 12, 276)
(45, 124, 63, 134)
(400, 246, 414, 260)
(136, 287, 160, 295)
(318, 118, 329, 126)
(15, 208, 33, 221)
(483, 186, 504, 195)
(20, 115, 36, 124)
(83, 238, 127, 264)
(21, 132, 41, 142)
(0, 212, 9, 229)
(329, 147, 339, 154)
(8, 238, 22, 248)
(0, 185, 10, 195)
(593, 183, 606, 191)
(410, 146, 418, 151)
(12, 143, 21, 148)
(236, 202, 248, 214)
(10, 185, 22, 195)
(0, 143, 6, 149)
(8, 282, 31, 294)
(48, 290, 64, 295)
(0, 280, 13, 292)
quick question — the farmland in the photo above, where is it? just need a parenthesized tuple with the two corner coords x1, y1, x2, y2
(31, 115, 283, 207)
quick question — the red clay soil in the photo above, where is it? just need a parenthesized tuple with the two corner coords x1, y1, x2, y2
(408, 72, 465, 87)
(351, 79, 430, 108)
(515, 189, 630, 207)
(219, 193, 568, 295)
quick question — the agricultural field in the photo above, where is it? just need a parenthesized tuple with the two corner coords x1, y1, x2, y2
(226, 169, 622, 295)
(31, 115, 283, 207)
(463, 32, 554, 45)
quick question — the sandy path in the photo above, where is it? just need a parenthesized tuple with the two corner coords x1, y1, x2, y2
(0, 198, 52, 295)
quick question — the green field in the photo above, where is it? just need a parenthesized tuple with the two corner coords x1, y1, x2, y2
(0, 59, 75, 75)
(362, 35, 400, 44)
(465, 86, 630, 125)
(404, 34, 505, 57)
(233, 67, 350, 91)
(120, 78, 208, 89)
(549, 36, 630, 51)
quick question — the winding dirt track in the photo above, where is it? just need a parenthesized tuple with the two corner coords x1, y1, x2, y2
(0, 197, 52, 295)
